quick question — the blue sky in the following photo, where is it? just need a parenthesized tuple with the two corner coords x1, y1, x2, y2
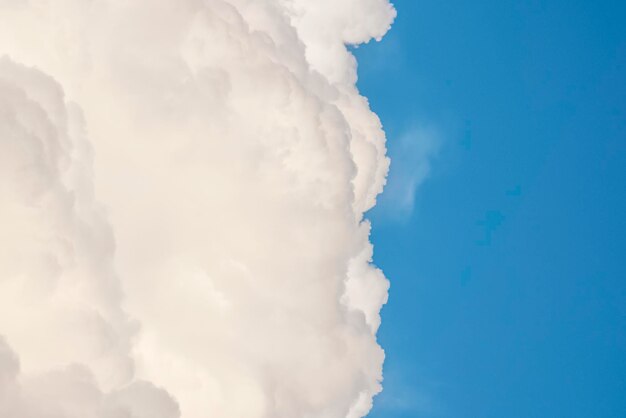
(355, 1, 626, 417)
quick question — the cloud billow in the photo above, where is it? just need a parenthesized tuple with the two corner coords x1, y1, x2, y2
(0, 1, 396, 417)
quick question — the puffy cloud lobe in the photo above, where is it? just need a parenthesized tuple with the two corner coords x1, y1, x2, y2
(0, 1, 395, 417)
(0, 57, 130, 386)
(0, 337, 179, 418)
(0, 58, 179, 418)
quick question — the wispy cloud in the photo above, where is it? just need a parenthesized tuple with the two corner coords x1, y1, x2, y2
(372, 364, 446, 417)
(377, 126, 441, 222)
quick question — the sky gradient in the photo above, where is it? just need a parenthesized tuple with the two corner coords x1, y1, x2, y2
(357, 1, 626, 417)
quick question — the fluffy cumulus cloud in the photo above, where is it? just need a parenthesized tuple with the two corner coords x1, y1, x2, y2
(0, 1, 395, 417)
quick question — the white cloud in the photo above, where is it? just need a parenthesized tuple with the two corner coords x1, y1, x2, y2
(0, 1, 395, 417)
